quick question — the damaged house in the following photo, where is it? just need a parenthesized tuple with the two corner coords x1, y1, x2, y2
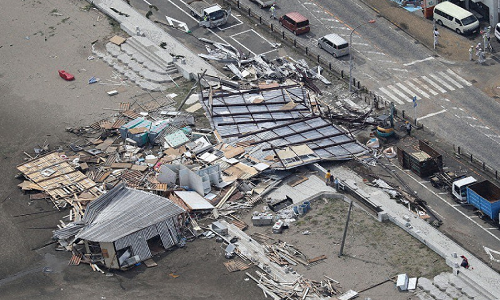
(53, 183, 186, 270)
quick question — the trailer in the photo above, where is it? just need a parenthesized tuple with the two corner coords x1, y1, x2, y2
(186, 0, 230, 28)
(397, 140, 442, 178)
(466, 180, 500, 223)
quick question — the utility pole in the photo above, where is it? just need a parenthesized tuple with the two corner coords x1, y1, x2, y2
(338, 200, 354, 257)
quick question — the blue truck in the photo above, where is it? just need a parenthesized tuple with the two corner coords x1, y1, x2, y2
(466, 180, 500, 224)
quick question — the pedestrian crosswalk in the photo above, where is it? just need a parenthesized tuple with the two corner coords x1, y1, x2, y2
(377, 69, 471, 105)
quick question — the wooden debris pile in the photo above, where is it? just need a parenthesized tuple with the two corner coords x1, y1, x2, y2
(245, 271, 343, 299)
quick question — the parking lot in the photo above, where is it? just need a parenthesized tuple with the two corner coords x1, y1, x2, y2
(137, 0, 278, 57)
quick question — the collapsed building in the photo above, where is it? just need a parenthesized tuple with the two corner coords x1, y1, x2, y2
(200, 84, 367, 170)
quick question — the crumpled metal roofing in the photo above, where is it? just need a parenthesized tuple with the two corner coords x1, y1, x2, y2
(200, 85, 367, 169)
(75, 183, 185, 242)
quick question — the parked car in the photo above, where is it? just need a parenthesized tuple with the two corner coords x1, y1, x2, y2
(433, 1, 479, 34)
(279, 12, 310, 35)
(250, 0, 275, 8)
(318, 34, 349, 58)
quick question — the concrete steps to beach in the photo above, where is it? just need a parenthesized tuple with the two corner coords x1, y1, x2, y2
(92, 36, 181, 91)
(416, 272, 490, 300)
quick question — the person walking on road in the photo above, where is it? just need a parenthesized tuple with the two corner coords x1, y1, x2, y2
(270, 4, 276, 19)
(469, 45, 474, 61)
(433, 27, 440, 49)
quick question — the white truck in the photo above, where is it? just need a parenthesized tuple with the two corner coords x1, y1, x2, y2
(186, 0, 231, 28)
(451, 176, 477, 203)
(430, 172, 477, 204)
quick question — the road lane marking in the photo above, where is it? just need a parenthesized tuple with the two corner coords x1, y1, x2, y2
(230, 29, 252, 37)
(362, 51, 386, 55)
(403, 56, 434, 66)
(320, 18, 340, 22)
(230, 37, 255, 55)
(413, 78, 437, 96)
(429, 73, 455, 91)
(389, 68, 409, 72)
(388, 85, 412, 102)
(396, 82, 417, 98)
(418, 109, 447, 121)
(379, 87, 405, 104)
(439, 71, 463, 89)
(406, 80, 430, 98)
(447, 69, 472, 86)
(421, 75, 447, 93)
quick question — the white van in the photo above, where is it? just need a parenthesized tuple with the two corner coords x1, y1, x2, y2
(433, 1, 479, 34)
(318, 34, 349, 58)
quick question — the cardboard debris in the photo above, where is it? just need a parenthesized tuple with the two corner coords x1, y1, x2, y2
(109, 35, 126, 45)
(185, 102, 202, 113)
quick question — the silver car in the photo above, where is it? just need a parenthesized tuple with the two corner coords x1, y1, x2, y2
(318, 34, 349, 58)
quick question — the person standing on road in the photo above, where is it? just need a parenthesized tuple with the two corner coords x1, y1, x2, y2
(405, 121, 412, 136)
(469, 45, 474, 61)
(270, 4, 276, 19)
(478, 49, 486, 64)
(433, 27, 440, 49)
(475, 42, 482, 57)
(483, 33, 489, 52)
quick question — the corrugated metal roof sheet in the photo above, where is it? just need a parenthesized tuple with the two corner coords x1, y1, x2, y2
(76, 183, 185, 242)
(200, 86, 367, 169)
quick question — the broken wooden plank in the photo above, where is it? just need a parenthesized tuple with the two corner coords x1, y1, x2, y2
(110, 162, 133, 169)
(307, 255, 327, 264)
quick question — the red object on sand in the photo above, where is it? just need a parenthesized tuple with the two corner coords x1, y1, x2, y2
(58, 70, 75, 81)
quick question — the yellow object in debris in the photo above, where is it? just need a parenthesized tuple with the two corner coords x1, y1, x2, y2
(169, 273, 180, 278)
(376, 126, 394, 134)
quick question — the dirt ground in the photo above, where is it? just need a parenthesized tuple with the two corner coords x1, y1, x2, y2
(0, 0, 450, 299)
(241, 195, 449, 300)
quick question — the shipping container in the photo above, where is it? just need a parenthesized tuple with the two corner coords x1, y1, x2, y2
(466, 180, 500, 221)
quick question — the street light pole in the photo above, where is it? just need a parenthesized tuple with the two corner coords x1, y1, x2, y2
(349, 20, 376, 94)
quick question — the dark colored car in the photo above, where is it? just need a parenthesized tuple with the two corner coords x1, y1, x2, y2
(279, 12, 310, 35)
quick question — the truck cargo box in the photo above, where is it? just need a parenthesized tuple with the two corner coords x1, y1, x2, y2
(397, 140, 442, 178)
(467, 180, 500, 221)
